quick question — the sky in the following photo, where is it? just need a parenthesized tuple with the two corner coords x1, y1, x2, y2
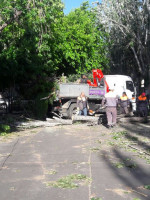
(63, 0, 100, 15)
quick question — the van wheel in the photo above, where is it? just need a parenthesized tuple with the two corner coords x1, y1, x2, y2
(68, 103, 77, 119)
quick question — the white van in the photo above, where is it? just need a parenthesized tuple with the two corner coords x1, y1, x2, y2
(105, 75, 136, 111)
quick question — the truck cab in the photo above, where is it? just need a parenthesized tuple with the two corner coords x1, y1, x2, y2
(105, 75, 136, 111)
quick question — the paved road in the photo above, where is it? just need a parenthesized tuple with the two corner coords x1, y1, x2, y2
(0, 124, 150, 200)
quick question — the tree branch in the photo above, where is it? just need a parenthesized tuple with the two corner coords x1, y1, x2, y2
(0, 0, 33, 34)
(130, 46, 143, 74)
(0, 10, 22, 34)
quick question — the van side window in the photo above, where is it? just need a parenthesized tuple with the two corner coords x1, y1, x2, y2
(126, 81, 134, 92)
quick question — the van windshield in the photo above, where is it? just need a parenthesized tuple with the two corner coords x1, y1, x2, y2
(126, 81, 134, 92)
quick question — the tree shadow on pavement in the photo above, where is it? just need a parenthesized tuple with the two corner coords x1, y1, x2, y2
(101, 148, 150, 200)
(98, 120, 150, 199)
(120, 122, 150, 139)
(119, 122, 150, 154)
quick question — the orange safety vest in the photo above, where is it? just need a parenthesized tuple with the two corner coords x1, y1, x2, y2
(138, 95, 147, 101)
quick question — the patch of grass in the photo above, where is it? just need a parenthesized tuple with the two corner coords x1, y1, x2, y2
(138, 155, 150, 164)
(108, 128, 150, 166)
(146, 159, 150, 164)
(96, 140, 102, 144)
(91, 198, 102, 200)
(124, 158, 133, 161)
(107, 141, 116, 146)
(72, 161, 78, 165)
(45, 170, 57, 175)
(133, 198, 141, 200)
(113, 162, 125, 168)
(111, 131, 127, 140)
(113, 160, 137, 169)
(124, 191, 129, 194)
(144, 185, 150, 190)
(46, 174, 92, 189)
(74, 121, 82, 125)
(126, 147, 138, 153)
(90, 147, 100, 152)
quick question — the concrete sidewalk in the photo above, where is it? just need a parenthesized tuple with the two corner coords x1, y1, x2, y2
(0, 124, 150, 200)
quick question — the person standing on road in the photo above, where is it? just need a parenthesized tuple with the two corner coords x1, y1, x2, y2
(137, 92, 148, 117)
(77, 92, 88, 116)
(102, 87, 118, 128)
(119, 92, 129, 114)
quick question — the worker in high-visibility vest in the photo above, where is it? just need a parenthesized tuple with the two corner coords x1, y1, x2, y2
(119, 92, 129, 114)
(137, 92, 148, 117)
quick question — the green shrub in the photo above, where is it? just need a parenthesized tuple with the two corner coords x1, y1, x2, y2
(67, 73, 93, 83)
(67, 74, 81, 82)
(34, 93, 49, 120)
(0, 124, 10, 136)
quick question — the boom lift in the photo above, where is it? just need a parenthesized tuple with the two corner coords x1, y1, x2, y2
(87, 69, 109, 92)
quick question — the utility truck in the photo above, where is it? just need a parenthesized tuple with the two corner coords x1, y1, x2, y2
(54, 69, 136, 118)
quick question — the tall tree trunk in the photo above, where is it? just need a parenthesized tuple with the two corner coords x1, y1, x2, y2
(130, 46, 143, 75)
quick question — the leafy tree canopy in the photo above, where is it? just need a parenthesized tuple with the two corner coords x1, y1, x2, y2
(56, 2, 110, 75)
(0, 0, 64, 96)
(0, 1, 110, 99)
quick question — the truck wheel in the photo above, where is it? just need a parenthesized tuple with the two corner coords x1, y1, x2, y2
(68, 103, 77, 119)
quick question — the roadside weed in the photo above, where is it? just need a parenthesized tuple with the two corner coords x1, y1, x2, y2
(107, 141, 115, 146)
(113, 162, 125, 168)
(0, 124, 10, 136)
(133, 198, 141, 200)
(45, 170, 57, 175)
(111, 131, 127, 140)
(113, 161, 137, 169)
(144, 185, 150, 190)
(90, 147, 100, 152)
(46, 174, 92, 189)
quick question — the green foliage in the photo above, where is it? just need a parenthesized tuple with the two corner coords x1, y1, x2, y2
(113, 161, 137, 169)
(91, 198, 102, 200)
(0, 124, 10, 136)
(113, 162, 125, 169)
(133, 198, 141, 200)
(67, 74, 81, 82)
(144, 185, 150, 190)
(112, 131, 127, 140)
(34, 93, 49, 120)
(0, 0, 109, 109)
(57, 2, 110, 75)
(45, 170, 57, 175)
(46, 174, 92, 189)
(0, 0, 64, 94)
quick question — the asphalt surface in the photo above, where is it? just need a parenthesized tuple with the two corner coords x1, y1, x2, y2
(0, 123, 150, 200)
